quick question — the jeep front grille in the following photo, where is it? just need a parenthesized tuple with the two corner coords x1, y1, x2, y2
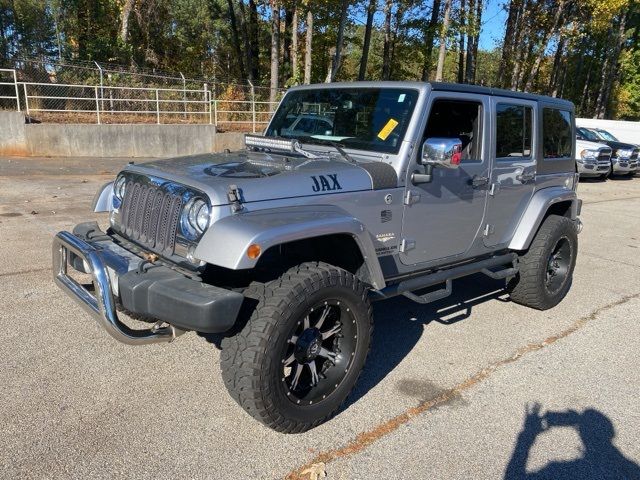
(119, 180, 183, 254)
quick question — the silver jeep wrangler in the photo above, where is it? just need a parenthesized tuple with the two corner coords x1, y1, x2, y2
(53, 82, 582, 433)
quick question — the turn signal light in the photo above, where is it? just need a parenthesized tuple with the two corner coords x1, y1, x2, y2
(247, 244, 262, 259)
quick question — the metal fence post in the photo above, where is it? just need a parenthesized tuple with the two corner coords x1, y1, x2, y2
(204, 84, 212, 125)
(94, 86, 101, 124)
(180, 72, 187, 119)
(249, 80, 256, 133)
(155, 89, 160, 124)
(94, 61, 104, 112)
(22, 83, 29, 116)
(214, 99, 218, 126)
(12, 70, 20, 112)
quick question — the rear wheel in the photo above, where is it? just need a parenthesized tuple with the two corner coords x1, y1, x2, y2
(220, 262, 372, 433)
(508, 215, 578, 310)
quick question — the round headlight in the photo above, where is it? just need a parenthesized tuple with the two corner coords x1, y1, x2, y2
(114, 175, 127, 200)
(187, 198, 210, 234)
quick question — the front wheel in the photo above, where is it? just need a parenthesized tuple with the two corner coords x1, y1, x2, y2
(220, 262, 372, 433)
(508, 215, 578, 310)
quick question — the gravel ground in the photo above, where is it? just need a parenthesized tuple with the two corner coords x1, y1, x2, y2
(0, 157, 639, 479)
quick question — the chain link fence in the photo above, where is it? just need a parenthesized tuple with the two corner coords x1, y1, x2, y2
(0, 58, 286, 131)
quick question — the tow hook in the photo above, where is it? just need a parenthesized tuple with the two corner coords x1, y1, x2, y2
(576, 219, 583, 234)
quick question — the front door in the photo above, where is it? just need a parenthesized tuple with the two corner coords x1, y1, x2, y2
(400, 93, 490, 266)
(483, 98, 537, 247)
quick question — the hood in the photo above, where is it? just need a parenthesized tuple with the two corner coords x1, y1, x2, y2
(595, 139, 637, 152)
(576, 139, 610, 152)
(123, 150, 397, 206)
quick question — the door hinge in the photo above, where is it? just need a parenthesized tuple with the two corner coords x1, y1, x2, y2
(483, 224, 495, 237)
(404, 189, 421, 205)
(399, 238, 416, 253)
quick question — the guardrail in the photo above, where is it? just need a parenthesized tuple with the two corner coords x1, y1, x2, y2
(0, 68, 20, 111)
(0, 69, 281, 131)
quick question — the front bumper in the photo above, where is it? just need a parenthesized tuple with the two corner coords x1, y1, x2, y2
(611, 157, 638, 174)
(52, 223, 244, 345)
(576, 159, 611, 177)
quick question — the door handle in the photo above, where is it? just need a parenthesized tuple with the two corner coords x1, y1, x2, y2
(516, 172, 535, 183)
(471, 175, 489, 188)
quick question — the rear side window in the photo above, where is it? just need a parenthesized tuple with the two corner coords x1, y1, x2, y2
(496, 103, 532, 158)
(542, 108, 572, 158)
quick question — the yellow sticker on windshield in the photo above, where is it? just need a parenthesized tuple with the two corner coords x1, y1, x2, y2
(377, 118, 399, 140)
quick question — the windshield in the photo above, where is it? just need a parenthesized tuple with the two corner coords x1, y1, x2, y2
(596, 129, 619, 142)
(266, 88, 420, 154)
(578, 127, 601, 142)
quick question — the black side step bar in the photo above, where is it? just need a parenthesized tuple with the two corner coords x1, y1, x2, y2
(371, 253, 518, 304)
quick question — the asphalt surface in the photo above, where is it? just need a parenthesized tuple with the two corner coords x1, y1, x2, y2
(1, 157, 639, 479)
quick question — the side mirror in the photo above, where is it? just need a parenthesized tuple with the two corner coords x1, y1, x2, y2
(421, 137, 463, 169)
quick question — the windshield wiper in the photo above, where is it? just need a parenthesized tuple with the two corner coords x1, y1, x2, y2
(294, 136, 357, 164)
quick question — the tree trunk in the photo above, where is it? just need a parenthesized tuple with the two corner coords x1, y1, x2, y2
(328, 0, 349, 82)
(291, 5, 299, 81)
(457, 0, 466, 83)
(421, 0, 441, 81)
(227, 0, 247, 82)
(509, 0, 532, 90)
(382, 0, 393, 80)
(304, 7, 312, 84)
(283, 7, 293, 82)
(270, 0, 280, 105)
(549, 34, 566, 96)
(237, 0, 254, 83)
(249, 0, 260, 82)
(435, 0, 452, 82)
(119, 0, 135, 43)
(497, 0, 520, 87)
(524, 0, 566, 91)
(464, 0, 481, 84)
(358, 0, 377, 80)
(595, 10, 628, 118)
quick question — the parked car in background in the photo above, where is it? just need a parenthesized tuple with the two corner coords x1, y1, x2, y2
(575, 137, 612, 179)
(577, 127, 638, 177)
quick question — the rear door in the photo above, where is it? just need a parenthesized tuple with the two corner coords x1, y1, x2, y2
(483, 98, 537, 247)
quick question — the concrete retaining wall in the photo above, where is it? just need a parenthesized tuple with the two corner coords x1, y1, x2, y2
(0, 111, 28, 156)
(0, 112, 245, 157)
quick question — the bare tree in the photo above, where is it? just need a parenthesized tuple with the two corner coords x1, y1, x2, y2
(327, 0, 350, 82)
(421, 0, 442, 81)
(291, 4, 299, 81)
(382, 0, 393, 80)
(359, 0, 377, 80)
(464, 0, 481, 84)
(227, 0, 248, 81)
(304, 6, 312, 83)
(457, 0, 466, 83)
(435, 0, 452, 82)
(119, 0, 135, 43)
(270, 0, 280, 104)
(523, 0, 567, 91)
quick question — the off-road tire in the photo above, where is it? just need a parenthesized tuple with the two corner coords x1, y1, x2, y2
(508, 214, 578, 310)
(220, 262, 372, 433)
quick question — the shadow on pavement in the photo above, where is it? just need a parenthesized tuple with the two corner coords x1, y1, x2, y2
(345, 273, 506, 408)
(504, 403, 640, 479)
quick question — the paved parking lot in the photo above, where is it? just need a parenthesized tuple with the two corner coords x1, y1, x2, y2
(1, 157, 639, 479)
